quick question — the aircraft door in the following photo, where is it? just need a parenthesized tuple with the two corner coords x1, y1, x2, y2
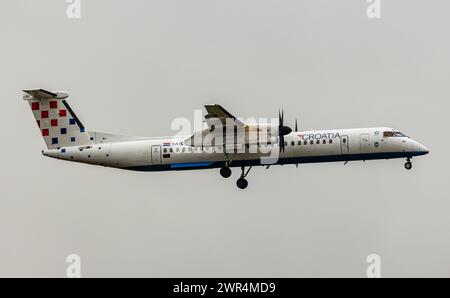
(360, 133, 370, 154)
(340, 135, 349, 154)
(151, 145, 162, 165)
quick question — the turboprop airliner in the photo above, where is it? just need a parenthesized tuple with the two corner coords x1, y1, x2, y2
(23, 89, 429, 189)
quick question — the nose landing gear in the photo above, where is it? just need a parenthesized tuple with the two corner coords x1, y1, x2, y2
(404, 158, 412, 170)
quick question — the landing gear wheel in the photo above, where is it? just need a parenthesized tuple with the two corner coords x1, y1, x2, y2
(404, 161, 412, 170)
(220, 167, 232, 178)
(236, 178, 248, 189)
(236, 166, 252, 189)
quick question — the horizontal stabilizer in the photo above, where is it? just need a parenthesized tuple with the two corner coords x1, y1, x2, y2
(23, 89, 68, 100)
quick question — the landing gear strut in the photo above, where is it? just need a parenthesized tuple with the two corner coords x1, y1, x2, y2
(236, 166, 252, 189)
(404, 158, 412, 170)
(220, 167, 232, 178)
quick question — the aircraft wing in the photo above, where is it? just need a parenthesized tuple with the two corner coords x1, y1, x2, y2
(185, 104, 280, 147)
(204, 104, 245, 127)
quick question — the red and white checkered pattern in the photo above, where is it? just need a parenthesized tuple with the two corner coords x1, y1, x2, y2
(28, 99, 91, 149)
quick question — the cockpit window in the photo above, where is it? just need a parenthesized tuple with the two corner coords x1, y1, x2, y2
(383, 131, 406, 138)
(394, 132, 406, 137)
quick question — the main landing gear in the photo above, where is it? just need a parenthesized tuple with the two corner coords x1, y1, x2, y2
(404, 157, 412, 170)
(236, 166, 252, 189)
(219, 165, 252, 189)
(220, 167, 232, 178)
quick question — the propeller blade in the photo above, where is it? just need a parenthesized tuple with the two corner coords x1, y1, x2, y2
(280, 135, 285, 152)
(278, 110, 282, 127)
(295, 118, 298, 131)
(277, 108, 291, 152)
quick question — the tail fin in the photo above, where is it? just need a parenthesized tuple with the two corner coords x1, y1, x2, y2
(23, 89, 91, 149)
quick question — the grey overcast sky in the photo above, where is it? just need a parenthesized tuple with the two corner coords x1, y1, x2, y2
(0, 0, 449, 277)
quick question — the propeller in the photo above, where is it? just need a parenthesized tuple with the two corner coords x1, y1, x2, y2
(295, 118, 298, 132)
(278, 109, 292, 152)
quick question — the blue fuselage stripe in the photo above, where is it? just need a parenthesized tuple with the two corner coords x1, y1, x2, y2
(170, 162, 214, 169)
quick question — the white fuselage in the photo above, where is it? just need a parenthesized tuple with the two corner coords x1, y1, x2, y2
(42, 127, 429, 171)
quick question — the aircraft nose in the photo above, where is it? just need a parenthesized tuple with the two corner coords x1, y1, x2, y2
(419, 143, 429, 155)
(412, 140, 429, 155)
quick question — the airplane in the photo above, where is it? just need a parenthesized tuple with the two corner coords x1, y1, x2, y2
(23, 89, 429, 189)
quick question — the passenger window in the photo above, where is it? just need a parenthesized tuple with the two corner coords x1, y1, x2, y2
(170, 148, 173, 153)
(310, 140, 314, 145)
(304, 141, 307, 145)
(323, 139, 326, 144)
(343, 138, 346, 143)
(163, 148, 167, 153)
(291, 141, 295, 146)
(298, 141, 301, 146)
(284, 141, 288, 147)
(329, 139, 332, 144)
(316, 140, 320, 144)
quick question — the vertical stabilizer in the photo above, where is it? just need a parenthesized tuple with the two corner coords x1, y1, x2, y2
(23, 89, 91, 149)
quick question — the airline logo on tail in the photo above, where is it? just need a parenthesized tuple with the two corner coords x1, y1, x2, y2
(23, 89, 91, 149)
